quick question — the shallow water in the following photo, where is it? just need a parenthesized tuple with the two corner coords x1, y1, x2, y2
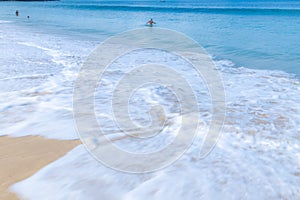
(0, 0, 300, 76)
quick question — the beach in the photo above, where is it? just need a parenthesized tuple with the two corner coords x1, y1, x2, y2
(0, 136, 80, 200)
(1, 0, 300, 199)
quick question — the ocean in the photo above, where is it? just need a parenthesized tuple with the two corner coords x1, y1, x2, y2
(1, 0, 300, 199)
(1, 0, 300, 75)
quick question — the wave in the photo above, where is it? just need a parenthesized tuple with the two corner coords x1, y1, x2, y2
(0, 20, 12, 24)
(0, 74, 52, 81)
(56, 4, 300, 15)
(10, 57, 300, 199)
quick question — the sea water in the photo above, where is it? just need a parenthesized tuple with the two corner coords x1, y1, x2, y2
(1, 0, 300, 75)
(1, 0, 300, 199)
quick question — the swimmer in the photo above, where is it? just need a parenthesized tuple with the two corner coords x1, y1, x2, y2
(146, 18, 156, 27)
(15, 10, 19, 17)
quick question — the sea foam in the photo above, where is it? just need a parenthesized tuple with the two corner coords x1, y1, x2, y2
(1, 20, 300, 200)
(10, 55, 300, 199)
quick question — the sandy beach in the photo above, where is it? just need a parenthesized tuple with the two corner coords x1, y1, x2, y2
(0, 136, 80, 200)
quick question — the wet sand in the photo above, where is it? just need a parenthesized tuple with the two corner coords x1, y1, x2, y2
(0, 136, 80, 200)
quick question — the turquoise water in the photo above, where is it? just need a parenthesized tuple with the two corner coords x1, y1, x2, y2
(0, 0, 300, 77)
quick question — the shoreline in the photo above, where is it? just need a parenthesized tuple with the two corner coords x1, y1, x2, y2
(0, 135, 81, 200)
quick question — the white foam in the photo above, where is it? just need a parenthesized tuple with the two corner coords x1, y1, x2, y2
(0, 20, 12, 24)
(2, 22, 300, 199)
(0, 23, 93, 139)
(10, 57, 300, 199)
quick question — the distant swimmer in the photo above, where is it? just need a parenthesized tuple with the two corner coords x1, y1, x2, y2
(27, 16, 30, 19)
(146, 18, 156, 27)
(15, 10, 19, 17)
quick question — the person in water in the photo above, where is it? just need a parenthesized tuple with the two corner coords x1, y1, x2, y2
(147, 18, 156, 27)
(15, 10, 19, 17)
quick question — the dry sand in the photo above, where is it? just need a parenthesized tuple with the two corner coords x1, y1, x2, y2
(0, 136, 80, 200)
